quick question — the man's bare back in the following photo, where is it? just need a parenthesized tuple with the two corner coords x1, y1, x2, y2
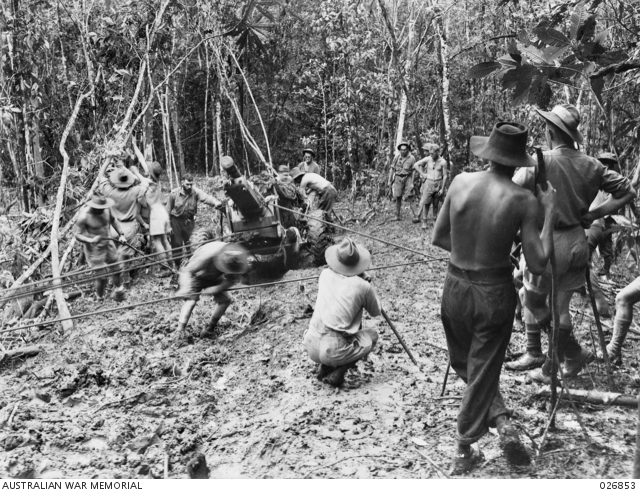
(433, 166, 555, 275)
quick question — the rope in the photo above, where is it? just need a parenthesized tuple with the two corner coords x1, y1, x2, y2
(273, 204, 442, 260)
(0, 258, 442, 334)
(0, 233, 235, 296)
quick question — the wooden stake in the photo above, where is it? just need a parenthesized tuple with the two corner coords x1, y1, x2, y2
(585, 263, 616, 391)
(381, 309, 420, 367)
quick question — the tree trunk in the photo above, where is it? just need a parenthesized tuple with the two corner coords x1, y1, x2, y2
(53, 89, 94, 332)
(169, 78, 186, 177)
(437, 20, 454, 178)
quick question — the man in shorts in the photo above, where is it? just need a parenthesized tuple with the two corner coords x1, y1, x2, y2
(413, 144, 449, 229)
(175, 241, 249, 340)
(290, 167, 338, 213)
(433, 121, 556, 473)
(303, 238, 381, 387)
(388, 142, 416, 221)
(506, 105, 635, 381)
(74, 194, 127, 300)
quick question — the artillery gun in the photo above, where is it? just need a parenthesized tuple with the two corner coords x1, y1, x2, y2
(191, 158, 335, 283)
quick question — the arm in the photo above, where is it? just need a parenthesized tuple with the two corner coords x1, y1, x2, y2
(129, 164, 151, 187)
(363, 283, 382, 317)
(165, 191, 175, 215)
(131, 140, 149, 175)
(413, 157, 428, 179)
(201, 275, 237, 295)
(136, 207, 149, 231)
(432, 184, 453, 251)
(583, 188, 636, 226)
(521, 184, 556, 275)
(195, 188, 222, 208)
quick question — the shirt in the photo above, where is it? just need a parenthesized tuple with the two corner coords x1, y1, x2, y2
(310, 268, 381, 335)
(513, 146, 632, 228)
(98, 178, 147, 223)
(300, 172, 332, 193)
(184, 241, 226, 281)
(392, 153, 416, 176)
(420, 156, 447, 181)
(299, 161, 320, 174)
(166, 186, 220, 220)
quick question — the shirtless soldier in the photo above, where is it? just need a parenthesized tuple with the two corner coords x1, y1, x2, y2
(413, 144, 449, 229)
(74, 194, 127, 300)
(432, 122, 556, 474)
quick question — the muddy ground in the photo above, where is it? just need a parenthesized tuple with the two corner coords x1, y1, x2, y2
(1, 194, 639, 479)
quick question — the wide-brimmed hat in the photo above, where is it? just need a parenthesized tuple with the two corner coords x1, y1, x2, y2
(148, 161, 163, 181)
(598, 152, 617, 164)
(302, 148, 316, 158)
(87, 194, 114, 210)
(213, 243, 250, 275)
(397, 142, 412, 151)
(470, 121, 537, 168)
(109, 167, 137, 189)
(535, 103, 583, 144)
(290, 167, 305, 181)
(325, 238, 371, 277)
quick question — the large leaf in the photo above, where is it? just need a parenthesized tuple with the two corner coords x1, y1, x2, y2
(542, 45, 570, 64)
(517, 42, 550, 65)
(497, 54, 521, 67)
(512, 65, 535, 104)
(569, 1, 587, 40)
(466, 61, 501, 79)
(536, 28, 571, 48)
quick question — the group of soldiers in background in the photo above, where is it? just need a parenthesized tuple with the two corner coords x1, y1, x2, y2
(387, 142, 449, 228)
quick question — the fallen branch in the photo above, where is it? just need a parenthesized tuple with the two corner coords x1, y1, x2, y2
(0, 345, 39, 363)
(537, 387, 638, 408)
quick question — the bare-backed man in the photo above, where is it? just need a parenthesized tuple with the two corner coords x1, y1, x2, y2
(432, 122, 556, 474)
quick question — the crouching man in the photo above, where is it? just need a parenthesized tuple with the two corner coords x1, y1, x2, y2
(175, 242, 249, 341)
(303, 238, 381, 387)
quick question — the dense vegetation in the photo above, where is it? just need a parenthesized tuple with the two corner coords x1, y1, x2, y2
(1, 0, 639, 210)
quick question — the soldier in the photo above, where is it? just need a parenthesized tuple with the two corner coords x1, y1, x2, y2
(298, 148, 320, 174)
(388, 142, 416, 221)
(433, 122, 556, 473)
(175, 242, 249, 340)
(413, 144, 449, 229)
(165, 174, 224, 268)
(74, 194, 127, 301)
(303, 238, 381, 387)
(290, 168, 338, 213)
(97, 157, 149, 282)
(507, 105, 635, 381)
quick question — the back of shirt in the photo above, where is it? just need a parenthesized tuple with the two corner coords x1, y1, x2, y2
(185, 241, 226, 280)
(310, 269, 381, 335)
(301, 172, 331, 192)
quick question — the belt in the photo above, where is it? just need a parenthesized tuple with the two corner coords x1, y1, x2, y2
(448, 263, 512, 283)
(395, 173, 410, 177)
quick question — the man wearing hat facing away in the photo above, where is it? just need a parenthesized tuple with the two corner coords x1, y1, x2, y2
(303, 238, 381, 387)
(507, 104, 635, 382)
(166, 173, 223, 268)
(433, 121, 557, 473)
(290, 167, 338, 213)
(388, 142, 416, 221)
(175, 241, 250, 341)
(98, 157, 149, 291)
(74, 194, 127, 300)
(298, 148, 320, 174)
(413, 144, 449, 229)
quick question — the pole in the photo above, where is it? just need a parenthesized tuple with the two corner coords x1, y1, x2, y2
(440, 361, 451, 397)
(380, 308, 420, 367)
(535, 147, 559, 424)
(585, 263, 616, 391)
(634, 394, 640, 478)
